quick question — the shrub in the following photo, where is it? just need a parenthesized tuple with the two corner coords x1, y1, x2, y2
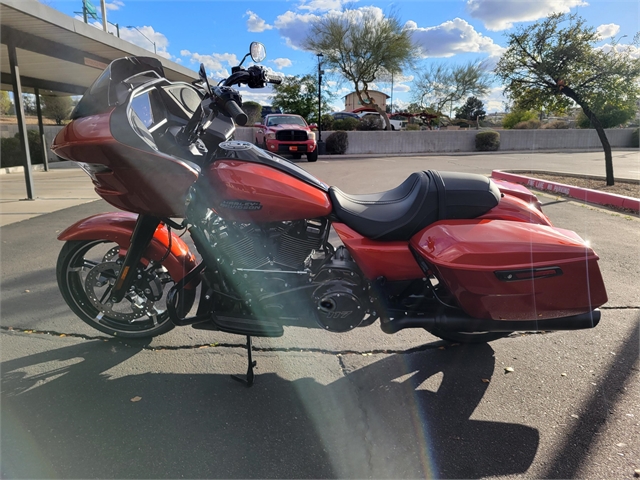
(502, 109, 537, 129)
(0, 130, 44, 168)
(332, 117, 359, 131)
(406, 124, 421, 131)
(356, 115, 382, 131)
(242, 101, 263, 125)
(541, 120, 569, 129)
(475, 130, 500, 151)
(513, 119, 541, 129)
(325, 131, 349, 154)
(632, 128, 639, 148)
(320, 114, 334, 131)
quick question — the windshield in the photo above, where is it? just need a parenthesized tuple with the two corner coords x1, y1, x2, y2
(267, 115, 307, 127)
(72, 56, 165, 119)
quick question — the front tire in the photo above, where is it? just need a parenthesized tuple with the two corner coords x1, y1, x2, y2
(307, 149, 318, 162)
(57, 240, 195, 338)
(425, 328, 511, 344)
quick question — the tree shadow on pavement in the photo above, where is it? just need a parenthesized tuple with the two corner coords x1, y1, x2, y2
(1, 338, 539, 479)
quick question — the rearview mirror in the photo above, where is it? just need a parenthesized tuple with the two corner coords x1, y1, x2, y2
(250, 42, 266, 63)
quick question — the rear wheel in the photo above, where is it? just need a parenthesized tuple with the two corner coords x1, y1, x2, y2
(425, 328, 511, 344)
(57, 240, 195, 338)
(307, 149, 318, 162)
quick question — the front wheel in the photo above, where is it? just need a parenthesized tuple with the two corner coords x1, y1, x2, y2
(425, 328, 512, 344)
(307, 149, 318, 162)
(57, 240, 195, 338)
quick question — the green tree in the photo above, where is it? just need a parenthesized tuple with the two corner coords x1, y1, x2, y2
(576, 99, 636, 128)
(502, 109, 538, 129)
(413, 61, 491, 119)
(271, 74, 333, 124)
(0, 91, 11, 116)
(42, 95, 72, 125)
(455, 96, 487, 127)
(242, 101, 263, 125)
(305, 8, 416, 130)
(495, 13, 640, 185)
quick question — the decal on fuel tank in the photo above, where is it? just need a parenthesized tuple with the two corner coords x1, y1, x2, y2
(220, 200, 263, 210)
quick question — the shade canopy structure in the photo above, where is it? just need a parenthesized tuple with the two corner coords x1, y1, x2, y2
(1, 0, 197, 198)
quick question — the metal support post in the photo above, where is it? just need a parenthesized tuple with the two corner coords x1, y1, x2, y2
(34, 88, 49, 172)
(100, 0, 108, 32)
(7, 41, 35, 199)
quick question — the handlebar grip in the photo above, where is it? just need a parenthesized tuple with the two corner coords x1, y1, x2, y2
(225, 100, 248, 126)
(265, 72, 283, 85)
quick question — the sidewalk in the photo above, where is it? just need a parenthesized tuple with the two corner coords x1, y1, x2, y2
(0, 164, 99, 226)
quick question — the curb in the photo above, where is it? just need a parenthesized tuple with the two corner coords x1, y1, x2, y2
(492, 170, 640, 212)
(1, 164, 46, 175)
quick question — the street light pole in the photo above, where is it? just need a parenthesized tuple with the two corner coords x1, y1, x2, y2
(317, 53, 324, 143)
(125, 26, 157, 54)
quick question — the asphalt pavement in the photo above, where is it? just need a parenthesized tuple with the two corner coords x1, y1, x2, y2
(1, 151, 639, 479)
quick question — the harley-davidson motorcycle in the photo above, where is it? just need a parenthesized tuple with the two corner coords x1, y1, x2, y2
(52, 43, 607, 385)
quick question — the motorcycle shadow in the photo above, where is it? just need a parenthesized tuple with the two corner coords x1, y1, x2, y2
(1, 337, 539, 479)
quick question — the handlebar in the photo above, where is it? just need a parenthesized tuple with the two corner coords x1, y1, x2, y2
(225, 99, 248, 126)
(179, 63, 278, 144)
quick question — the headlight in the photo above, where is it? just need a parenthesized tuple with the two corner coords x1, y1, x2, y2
(308, 131, 316, 141)
(266, 133, 276, 139)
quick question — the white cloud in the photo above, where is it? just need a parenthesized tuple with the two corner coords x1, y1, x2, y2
(297, 0, 347, 12)
(483, 86, 508, 113)
(466, 0, 588, 31)
(273, 11, 319, 50)
(392, 84, 411, 93)
(105, 0, 124, 11)
(245, 10, 273, 32)
(406, 18, 505, 58)
(271, 58, 293, 69)
(596, 23, 621, 39)
(120, 25, 172, 59)
(180, 50, 241, 80)
(598, 43, 640, 59)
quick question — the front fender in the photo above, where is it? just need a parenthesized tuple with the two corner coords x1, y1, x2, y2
(58, 212, 199, 288)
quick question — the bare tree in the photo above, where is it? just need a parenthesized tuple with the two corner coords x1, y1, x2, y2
(413, 60, 491, 120)
(304, 8, 416, 130)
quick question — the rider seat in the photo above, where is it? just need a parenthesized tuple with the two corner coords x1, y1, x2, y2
(329, 170, 501, 241)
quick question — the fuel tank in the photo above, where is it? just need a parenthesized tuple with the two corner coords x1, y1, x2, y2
(202, 142, 332, 222)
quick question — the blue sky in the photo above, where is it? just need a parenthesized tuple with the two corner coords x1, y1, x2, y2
(47, 0, 639, 112)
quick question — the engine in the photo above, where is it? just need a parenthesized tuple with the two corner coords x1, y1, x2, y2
(207, 217, 326, 270)
(205, 216, 371, 331)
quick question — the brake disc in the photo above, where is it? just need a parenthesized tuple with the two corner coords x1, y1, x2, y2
(84, 262, 156, 322)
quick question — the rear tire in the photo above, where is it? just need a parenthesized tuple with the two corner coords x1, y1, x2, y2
(307, 149, 318, 162)
(425, 328, 511, 344)
(57, 240, 195, 338)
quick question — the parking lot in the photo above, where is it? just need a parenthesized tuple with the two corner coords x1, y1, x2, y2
(1, 152, 639, 478)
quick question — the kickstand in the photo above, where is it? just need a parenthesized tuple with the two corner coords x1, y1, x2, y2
(231, 335, 257, 387)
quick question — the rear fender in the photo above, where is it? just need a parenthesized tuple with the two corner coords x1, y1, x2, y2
(492, 178, 543, 211)
(479, 193, 552, 226)
(58, 212, 199, 288)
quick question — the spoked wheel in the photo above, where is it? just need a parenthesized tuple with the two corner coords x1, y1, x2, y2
(425, 328, 512, 344)
(57, 240, 194, 338)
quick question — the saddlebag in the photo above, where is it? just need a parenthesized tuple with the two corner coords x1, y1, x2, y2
(410, 219, 608, 321)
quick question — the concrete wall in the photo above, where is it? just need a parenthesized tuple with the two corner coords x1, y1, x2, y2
(235, 127, 636, 154)
(497, 128, 634, 151)
(0, 124, 64, 162)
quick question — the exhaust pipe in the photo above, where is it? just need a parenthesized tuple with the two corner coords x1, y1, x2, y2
(380, 309, 601, 334)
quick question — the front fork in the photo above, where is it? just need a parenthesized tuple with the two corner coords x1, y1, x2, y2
(110, 215, 162, 303)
